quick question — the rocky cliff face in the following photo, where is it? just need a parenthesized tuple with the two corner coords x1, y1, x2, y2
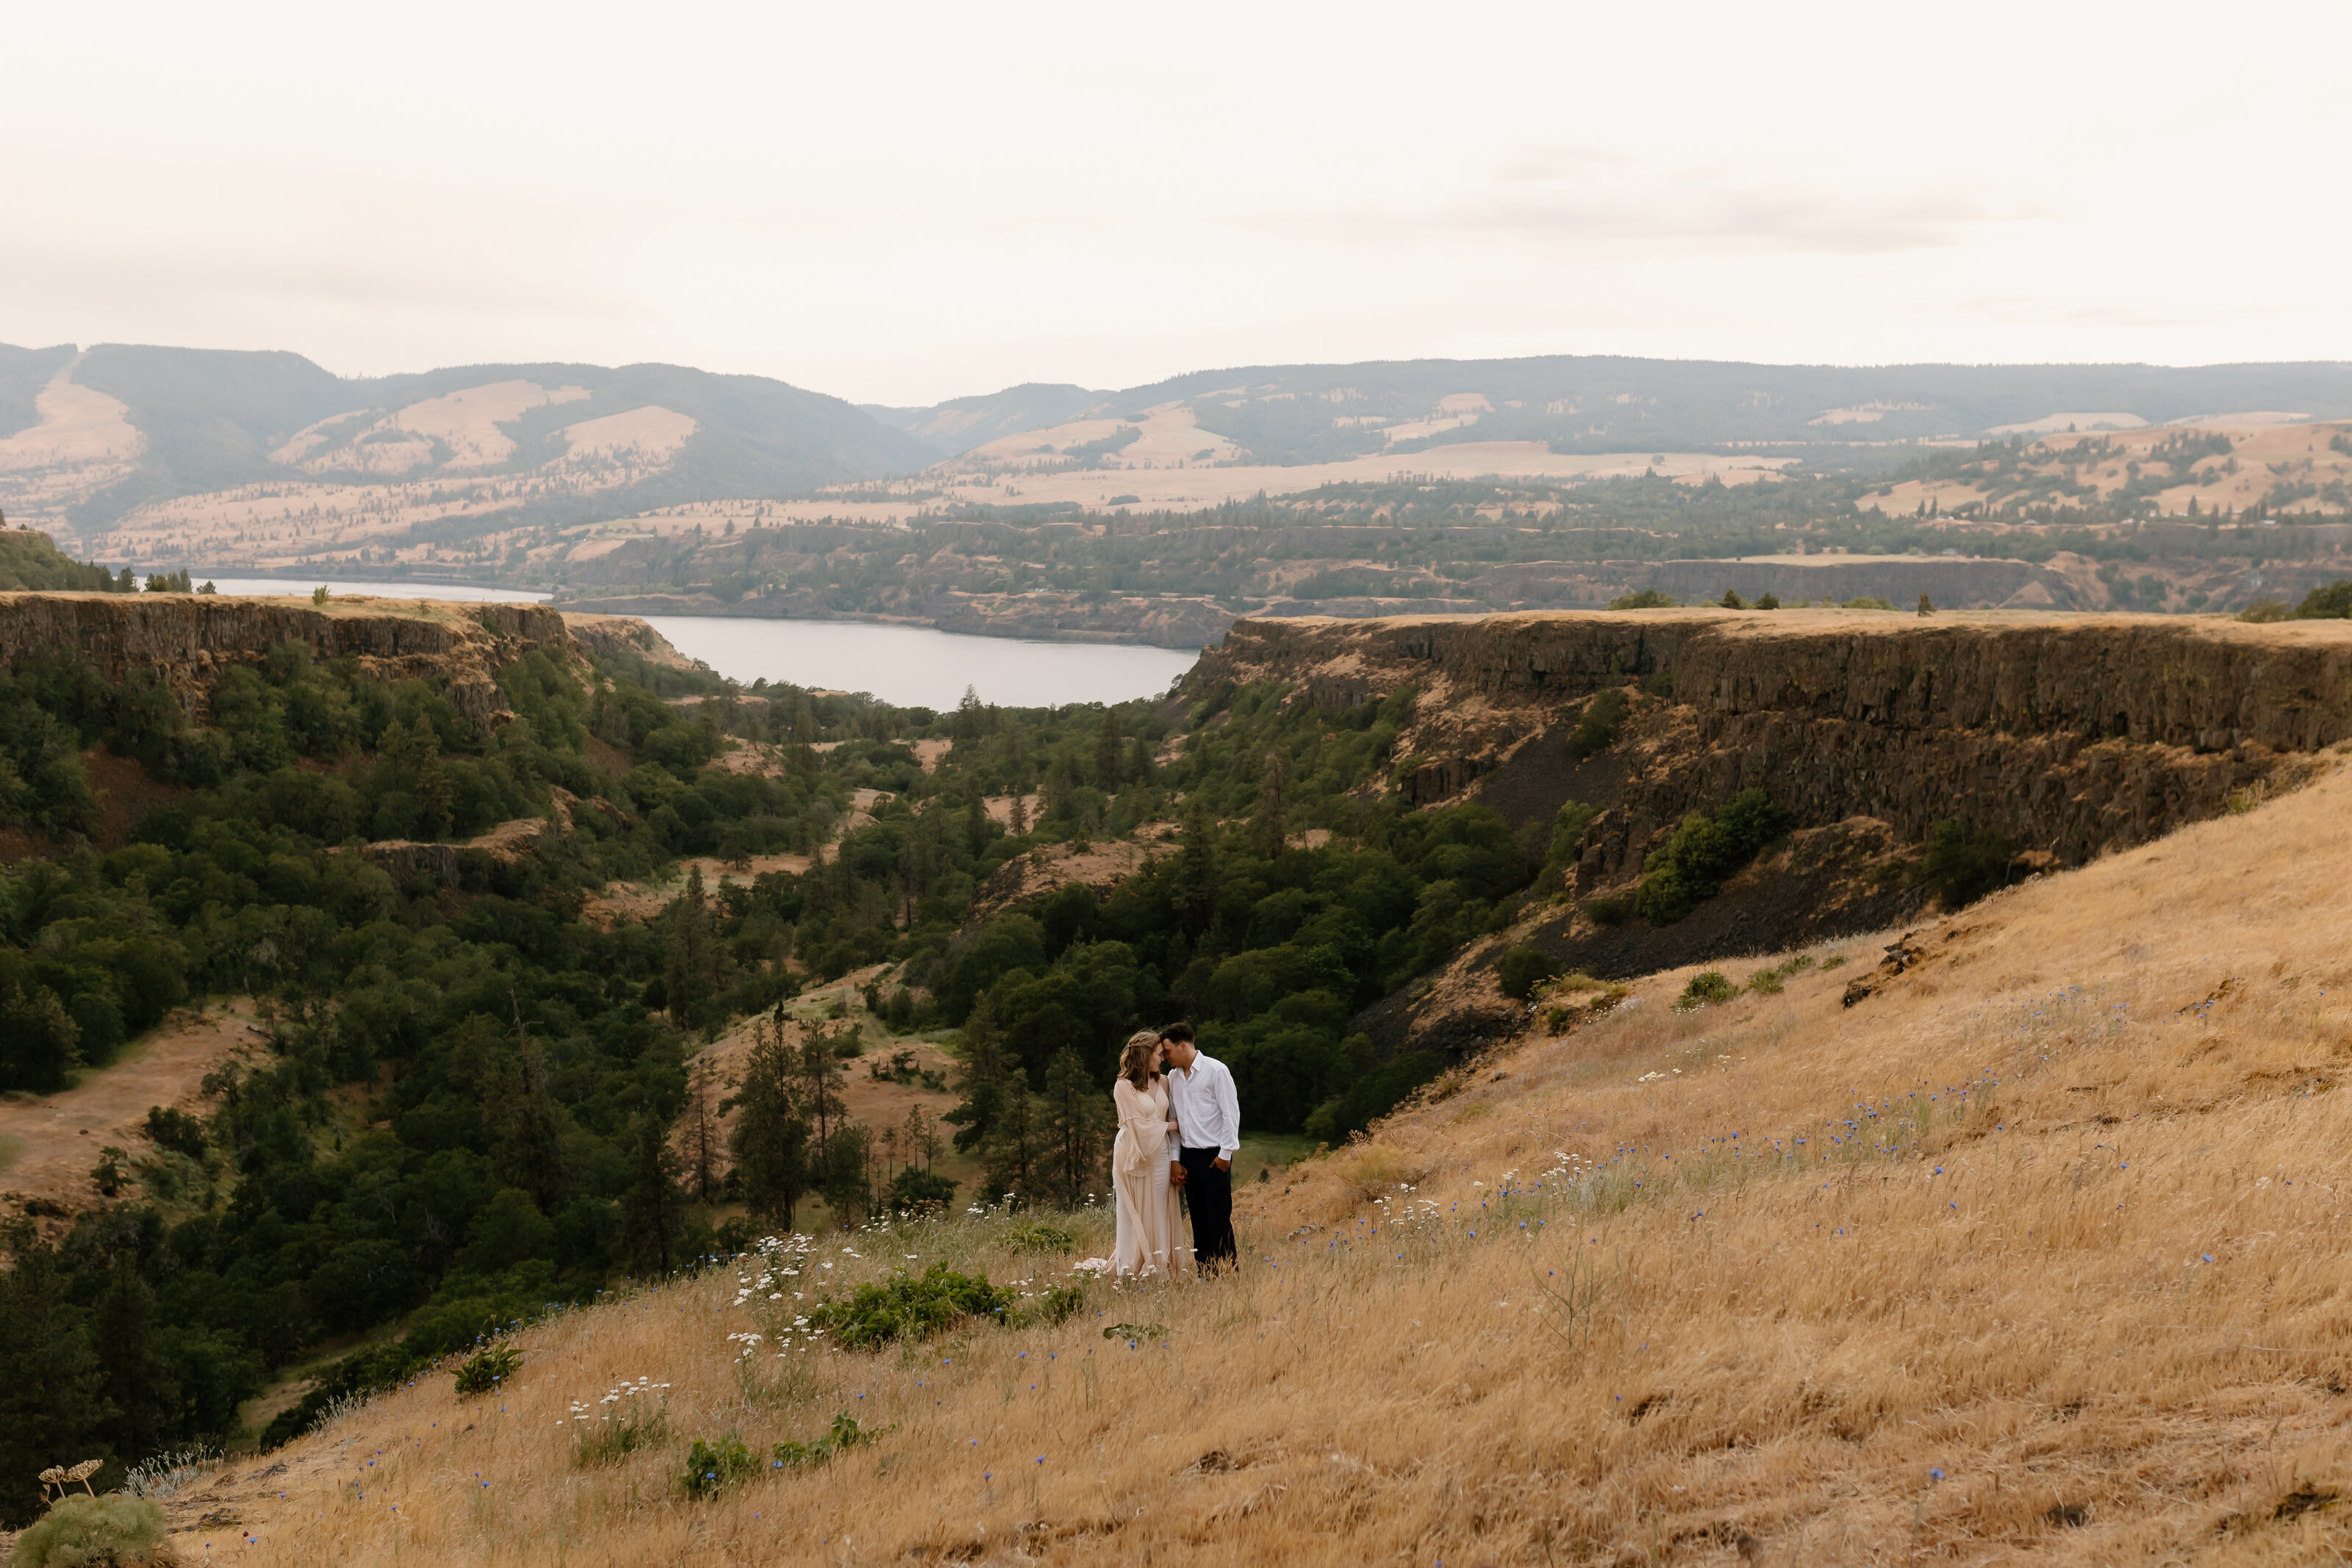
(1199, 606, 2352, 874)
(0, 591, 590, 728)
(1200, 606, 2352, 1055)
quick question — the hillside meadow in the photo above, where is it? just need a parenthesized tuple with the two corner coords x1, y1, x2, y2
(176, 749, 2352, 1564)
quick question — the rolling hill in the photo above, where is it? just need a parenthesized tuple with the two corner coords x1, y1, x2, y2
(0, 345, 933, 569)
(11, 341, 2352, 600)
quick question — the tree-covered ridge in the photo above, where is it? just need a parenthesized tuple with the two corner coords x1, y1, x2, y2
(0, 635, 835, 1521)
(0, 525, 139, 592)
(546, 461, 2352, 636)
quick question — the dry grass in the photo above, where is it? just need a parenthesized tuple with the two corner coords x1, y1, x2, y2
(197, 758, 2352, 1564)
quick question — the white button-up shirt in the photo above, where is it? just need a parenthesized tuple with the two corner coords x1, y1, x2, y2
(1166, 1051, 1240, 1161)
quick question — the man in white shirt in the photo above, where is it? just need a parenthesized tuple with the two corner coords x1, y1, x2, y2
(1160, 1022, 1239, 1273)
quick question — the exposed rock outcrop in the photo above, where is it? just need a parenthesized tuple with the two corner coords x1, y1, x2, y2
(1197, 608, 2352, 868)
(0, 591, 581, 728)
(1202, 607, 2352, 1049)
(559, 612, 700, 672)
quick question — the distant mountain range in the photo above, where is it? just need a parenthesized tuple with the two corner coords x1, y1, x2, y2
(4, 339, 2351, 569)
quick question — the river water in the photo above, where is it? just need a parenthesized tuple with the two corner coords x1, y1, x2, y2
(197, 578, 1202, 709)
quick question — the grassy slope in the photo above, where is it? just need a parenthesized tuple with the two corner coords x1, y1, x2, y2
(174, 752, 2352, 1564)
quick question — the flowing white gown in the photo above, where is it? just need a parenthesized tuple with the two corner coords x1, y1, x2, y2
(1111, 1076, 1191, 1278)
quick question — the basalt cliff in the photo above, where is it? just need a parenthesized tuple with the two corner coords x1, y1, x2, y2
(1193, 607, 2352, 1048)
(0, 591, 684, 728)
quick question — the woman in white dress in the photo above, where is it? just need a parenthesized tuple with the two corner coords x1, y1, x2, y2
(1110, 1029, 1190, 1279)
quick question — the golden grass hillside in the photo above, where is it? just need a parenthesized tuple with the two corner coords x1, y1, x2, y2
(173, 755, 2352, 1565)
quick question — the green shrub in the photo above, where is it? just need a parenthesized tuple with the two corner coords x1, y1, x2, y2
(1022, 1284, 1087, 1326)
(15, 1495, 168, 1567)
(808, 1265, 1011, 1350)
(2293, 579, 2352, 619)
(1608, 589, 1677, 610)
(1641, 669, 1675, 697)
(1754, 593, 1781, 610)
(143, 1104, 206, 1159)
(1567, 690, 1629, 760)
(1842, 597, 1895, 611)
(1584, 890, 1633, 927)
(1542, 800, 1599, 878)
(1749, 952, 1815, 994)
(772, 1412, 881, 1471)
(452, 1342, 521, 1396)
(1718, 589, 1747, 609)
(2238, 597, 2290, 623)
(1494, 943, 1561, 1001)
(1005, 1223, 1075, 1254)
(682, 1434, 760, 1498)
(1633, 788, 1790, 925)
(1920, 819, 2017, 908)
(1301, 1048, 1446, 1145)
(886, 1167, 958, 1212)
(1677, 972, 1737, 1009)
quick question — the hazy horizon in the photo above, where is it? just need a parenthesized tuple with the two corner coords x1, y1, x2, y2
(7, 0, 2349, 406)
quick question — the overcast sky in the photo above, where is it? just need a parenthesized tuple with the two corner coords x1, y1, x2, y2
(7, 1, 2348, 406)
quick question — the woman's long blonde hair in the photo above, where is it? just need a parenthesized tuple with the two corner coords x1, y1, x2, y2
(1119, 1029, 1163, 1089)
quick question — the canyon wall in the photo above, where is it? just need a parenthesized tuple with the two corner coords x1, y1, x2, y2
(1197, 607, 2352, 874)
(0, 591, 609, 729)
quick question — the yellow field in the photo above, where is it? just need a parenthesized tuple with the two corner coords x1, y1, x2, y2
(166, 744, 2352, 1564)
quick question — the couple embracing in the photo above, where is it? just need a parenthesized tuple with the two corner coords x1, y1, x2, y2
(1108, 1023, 1239, 1279)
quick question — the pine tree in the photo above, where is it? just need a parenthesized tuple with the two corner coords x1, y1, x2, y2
(415, 736, 453, 838)
(1094, 709, 1122, 791)
(1043, 752, 1078, 821)
(981, 1089, 1050, 1209)
(620, 1110, 687, 1274)
(0, 1228, 106, 1527)
(681, 1051, 722, 1206)
(964, 794, 987, 858)
(1040, 1046, 1111, 1207)
(1173, 803, 1216, 935)
(489, 1035, 570, 1214)
(93, 1258, 165, 1465)
(903, 1104, 942, 1171)
(816, 1121, 874, 1227)
(726, 1010, 811, 1232)
(665, 866, 712, 1028)
(799, 1025, 848, 1159)
(943, 993, 1012, 1153)
(1250, 749, 1288, 860)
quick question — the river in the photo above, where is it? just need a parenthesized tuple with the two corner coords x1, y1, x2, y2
(196, 578, 1202, 709)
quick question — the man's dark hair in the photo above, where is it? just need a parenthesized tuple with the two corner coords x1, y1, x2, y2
(1158, 1021, 1194, 1045)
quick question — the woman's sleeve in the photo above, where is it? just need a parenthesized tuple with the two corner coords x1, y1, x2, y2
(1112, 1081, 1157, 1175)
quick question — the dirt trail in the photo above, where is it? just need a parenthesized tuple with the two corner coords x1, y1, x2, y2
(0, 1004, 262, 1220)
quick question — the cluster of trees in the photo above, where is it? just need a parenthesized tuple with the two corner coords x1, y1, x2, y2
(0, 638, 839, 1519)
(750, 680, 1545, 1159)
(0, 523, 141, 593)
